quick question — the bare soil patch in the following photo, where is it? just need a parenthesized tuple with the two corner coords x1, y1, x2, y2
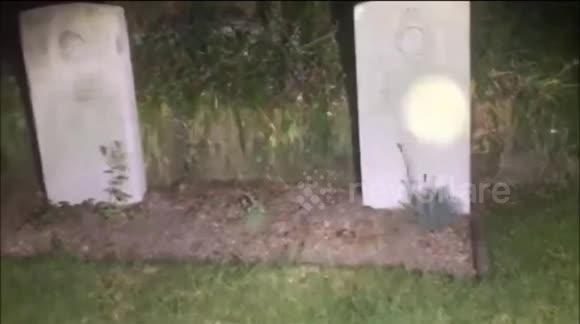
(1, 180, 475, 277)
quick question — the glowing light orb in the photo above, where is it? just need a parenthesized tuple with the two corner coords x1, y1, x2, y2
(402, 75, 468, 145)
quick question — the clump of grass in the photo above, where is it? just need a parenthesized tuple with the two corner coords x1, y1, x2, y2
(397, 143, 463, 231)
(239, 192, 268, 233)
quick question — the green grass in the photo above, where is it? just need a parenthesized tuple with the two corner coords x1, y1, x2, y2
(1, 194, 578, 324)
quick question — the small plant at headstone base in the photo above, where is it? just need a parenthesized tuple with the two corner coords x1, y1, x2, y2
(403, 183, 463, 231)
(239, 191, 268, 233)
(396, 143, 462, 231)
(99, 140, 132, 220)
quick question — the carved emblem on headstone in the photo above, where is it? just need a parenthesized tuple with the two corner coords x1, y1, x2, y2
(59, 30, 85, 61)
(396, 7, 427, 59)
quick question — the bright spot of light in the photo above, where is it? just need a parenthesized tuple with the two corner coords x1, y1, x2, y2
(402, 75, 468, 145)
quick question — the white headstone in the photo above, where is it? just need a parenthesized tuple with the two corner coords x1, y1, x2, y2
(354, 1, 471, 214)
(20, 3, 147, 205)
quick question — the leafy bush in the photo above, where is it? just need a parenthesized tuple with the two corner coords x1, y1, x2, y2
(128, 2, 350, 185)
(131, 2, 342, 117)
(472, 2, 579, 189)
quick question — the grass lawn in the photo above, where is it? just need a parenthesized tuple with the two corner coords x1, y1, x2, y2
(1, 193, 578, 324)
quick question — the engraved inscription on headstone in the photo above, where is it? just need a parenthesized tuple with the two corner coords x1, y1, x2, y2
(74, 73, 102, 103)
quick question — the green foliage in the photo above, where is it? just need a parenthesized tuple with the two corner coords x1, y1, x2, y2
(397, 143, 463, 231)
(244, 203, 268, 233)
(131, 1, 578, 188)
(129, 2, 349, 185)
(132, 2, 342, 117)
(471, 2, 579, 188)
(237, 192, 269, 233)
(0, 2, 577, 190)
(100, 140, 132, 204)
(98, 140, 132, 219)
(0, 75, 34, 179)
(403, 184, 463, 231)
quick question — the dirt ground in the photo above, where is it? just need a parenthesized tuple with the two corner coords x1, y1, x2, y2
(1, 179, 476, 277)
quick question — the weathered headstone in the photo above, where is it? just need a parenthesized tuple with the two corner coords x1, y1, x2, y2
(354, 1, 471, 213)
(20, 3, 146, 205)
